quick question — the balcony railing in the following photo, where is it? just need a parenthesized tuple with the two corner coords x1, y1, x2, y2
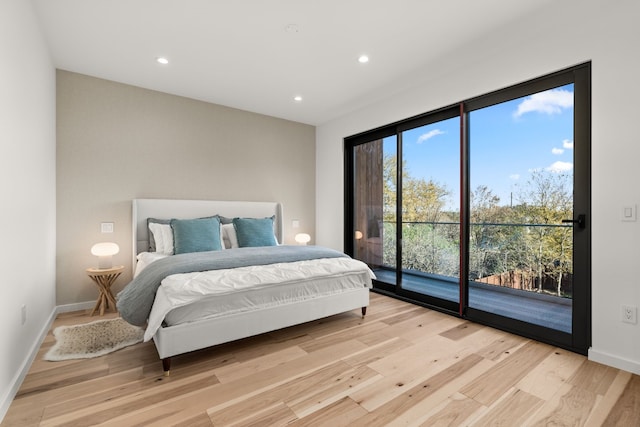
(362, 220, 573, 299)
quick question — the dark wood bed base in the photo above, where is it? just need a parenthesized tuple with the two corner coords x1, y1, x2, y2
(160, 306, 368, 375)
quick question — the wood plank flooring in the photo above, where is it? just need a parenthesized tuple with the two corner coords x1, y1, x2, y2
(3, 293, 639, 426)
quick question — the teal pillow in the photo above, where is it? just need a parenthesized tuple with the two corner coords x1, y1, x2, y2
(233, 217, 277, 247)
(171, 217, 222, 254)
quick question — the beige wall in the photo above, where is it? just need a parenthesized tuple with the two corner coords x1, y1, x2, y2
(57, 70, 315, 305)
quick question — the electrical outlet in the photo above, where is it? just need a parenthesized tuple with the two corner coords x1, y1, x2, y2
(21, 305, 26, 325)
(621, 205, 637, 222)
(621, 304, 637, 324)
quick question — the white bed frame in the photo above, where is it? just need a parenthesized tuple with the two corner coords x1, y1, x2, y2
(132, 199, 370, 374)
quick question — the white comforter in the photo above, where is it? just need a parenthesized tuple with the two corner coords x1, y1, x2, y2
(144, 257, 374, 341)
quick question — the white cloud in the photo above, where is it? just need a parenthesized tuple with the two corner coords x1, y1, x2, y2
(513, 88, 573, 118)
(551, 139, 573, 155)
(547, 161, 573, 173)
(417, 129, 444, 143)
(509, 174, 520, 180)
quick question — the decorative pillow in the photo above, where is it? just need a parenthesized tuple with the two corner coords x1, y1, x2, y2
(148, 222, 174, 255)
(233, 216, 277, 247)
(221, 223, 239, 249)
(147, 218, 171, 251)
(171, 217, 222, 254)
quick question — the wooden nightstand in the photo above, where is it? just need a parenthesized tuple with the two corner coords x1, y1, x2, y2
(86, 265, 124, 316)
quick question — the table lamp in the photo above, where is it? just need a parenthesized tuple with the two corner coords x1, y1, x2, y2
(294, 233, 311, 245)
(91, 242, 119, 269)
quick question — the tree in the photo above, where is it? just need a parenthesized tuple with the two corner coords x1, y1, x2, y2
(382, 154, 398, 222)
(469, 185, 501, 279)
(515, 169, 572, 295)
(402, 177, 449, 223)
(380, 154, 573, 298)
(383, 154, 450, 222)
(382, 154, 456, 274)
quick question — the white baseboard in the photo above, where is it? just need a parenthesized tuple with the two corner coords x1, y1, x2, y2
(0, 300, 94, 423)
(589, 347, 640, 375)
(0, 307, 57, 423)
(56, 300, 95, 314)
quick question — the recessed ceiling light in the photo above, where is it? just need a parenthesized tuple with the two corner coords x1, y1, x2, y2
(156, 57, 169, 65)
(294, 95, 303, 102)
(358, 55, 369, 64)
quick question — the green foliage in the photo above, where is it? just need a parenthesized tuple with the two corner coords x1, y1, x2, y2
(381, 153, 573, 298)
(402, 222, 459, 276)
(382, 154, 450, 223)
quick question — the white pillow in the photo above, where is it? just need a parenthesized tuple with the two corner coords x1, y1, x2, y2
(221, 223, 239, 249)
(219, 224, 226, 250)
(148, 222, 174, 255)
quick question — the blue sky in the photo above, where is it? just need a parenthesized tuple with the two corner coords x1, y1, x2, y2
(386, 84, 574, 210)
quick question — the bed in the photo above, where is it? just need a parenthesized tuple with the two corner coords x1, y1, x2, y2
(117, 198, 373, 375)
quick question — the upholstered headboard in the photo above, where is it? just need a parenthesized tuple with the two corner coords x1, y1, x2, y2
(132, 199, 283, 271)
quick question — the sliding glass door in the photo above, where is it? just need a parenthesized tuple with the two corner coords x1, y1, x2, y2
(348, 110, 461, 312)
(398, 116, 460, 305)
(345, 64, 591, 354)
(467, 83, 576, 334)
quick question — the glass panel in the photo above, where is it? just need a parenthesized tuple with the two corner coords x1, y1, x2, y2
(469, 84, 574, 332)
(353, 136, 397, 285)
(400, 118, 460, 301)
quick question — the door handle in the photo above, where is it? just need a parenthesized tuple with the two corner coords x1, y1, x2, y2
(562, 214, 586, 229)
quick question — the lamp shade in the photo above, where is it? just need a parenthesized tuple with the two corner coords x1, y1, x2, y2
(91, 242, 119, 269)
(91, 242, 119, 256)
(294, 233, 311, 245)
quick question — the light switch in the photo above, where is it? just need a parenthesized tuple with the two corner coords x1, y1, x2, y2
(622, 206, 637, 222)
(292, 220, 300, 228)
(101, 222, 114, 233)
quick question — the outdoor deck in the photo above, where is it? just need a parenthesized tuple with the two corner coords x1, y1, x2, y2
(373, 269, 572, 333)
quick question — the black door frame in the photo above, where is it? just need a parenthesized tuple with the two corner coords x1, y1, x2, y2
(345, 63, 591, 354)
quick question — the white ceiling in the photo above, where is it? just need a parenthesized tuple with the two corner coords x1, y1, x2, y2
(32, 0, 554, 125)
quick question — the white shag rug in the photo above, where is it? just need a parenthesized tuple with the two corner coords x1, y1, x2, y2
(44, 317, 144, 361)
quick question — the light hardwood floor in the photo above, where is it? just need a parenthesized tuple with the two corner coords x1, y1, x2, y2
(3, 293, 639, 426)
